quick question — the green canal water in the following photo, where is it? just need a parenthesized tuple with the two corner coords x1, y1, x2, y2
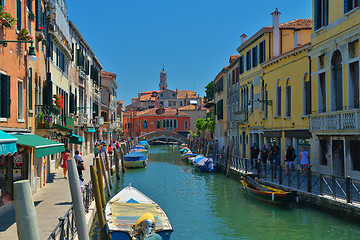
(91, 145, 360, 240)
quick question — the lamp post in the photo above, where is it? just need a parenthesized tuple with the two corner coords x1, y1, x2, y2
(0, 40, 37, 61)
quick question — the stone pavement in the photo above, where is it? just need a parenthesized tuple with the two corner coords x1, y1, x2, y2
(0, 153, 95, 240)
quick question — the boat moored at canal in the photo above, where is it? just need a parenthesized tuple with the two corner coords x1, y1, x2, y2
(105, 185, 173, 240)
(241, 177, 297, 204)
(124, 151, 148, 168)
(131, 146, 148, 153)
(139, 140, 151, 149)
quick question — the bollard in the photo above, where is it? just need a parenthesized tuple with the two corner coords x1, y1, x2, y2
(14, 180, 40, 240)
(100, 154, 111, 197)
(67, 159, 89, 240)
(120, 146, 126, 173)
(114, 149, 120, 180)
(104, 152, 113, 189)
(90, 166, 106, 231)
(346, 176, 352, 203)
(96, 157, 106, 208)
(279, 165, 283, 184)
(307, 169, 312, 193)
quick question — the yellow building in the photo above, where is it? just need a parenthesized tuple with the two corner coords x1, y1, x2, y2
(309, 0, 360, 178)
(236, 9, 312, 159)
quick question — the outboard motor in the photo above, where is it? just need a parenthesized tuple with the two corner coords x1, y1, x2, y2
(133, 213, 162, 240)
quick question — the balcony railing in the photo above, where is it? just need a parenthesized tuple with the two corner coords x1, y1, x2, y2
(35, 105, 74, 131)
(310, 109, 360, 131)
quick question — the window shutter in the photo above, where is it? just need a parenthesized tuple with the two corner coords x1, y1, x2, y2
(1, 75, 11, 118)
(286, 86, 291, 116)
(17, 0, 22, 31)
(277, 86, 281, 116)
(27, 0, 33, 12)
(70, 93, 75, 113)
(325, 0, 328, 26)
(28, 68, 33, 110)
(345, 0, 350, 13)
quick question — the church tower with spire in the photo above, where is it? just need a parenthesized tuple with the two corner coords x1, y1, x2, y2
(159, 68, 168, 90)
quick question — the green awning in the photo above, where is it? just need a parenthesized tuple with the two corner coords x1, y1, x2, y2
(11, 133, 65, 158)
(87, 127, 96, 133)
(0, 130, 18, 156)
(69, 134, 83, 145)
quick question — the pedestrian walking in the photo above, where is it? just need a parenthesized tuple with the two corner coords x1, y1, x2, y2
(299, 147, 310, 172)
(250, 143, 259, 168)
(108, 143, 114, 156)
(60, 148, 70, 179)
(260, 144, 269, 164)
(94, 143, 99, 158)
(74, 150, 85, 182)
(284, 145, 296, 175)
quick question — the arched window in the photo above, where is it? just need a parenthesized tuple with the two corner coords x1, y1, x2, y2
(285, 78, 291, 117)
(156, 120, 161, 129)
(185, 120, 188, 130)
(162, 119, 166, 128)
(331, 50, 343, 111)
(250, 84, 254, 113)
(276, 79, 281, 116)
(166, 119, 169, 127)
(170, 119, 173, 128)
(174, 119, 177, 128)
(143, 120, 148, 129)
(264, 84, 268, 118)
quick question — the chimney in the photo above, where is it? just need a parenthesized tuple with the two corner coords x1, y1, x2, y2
(271, 8, 281, 57)
(240, 34, 247, 45)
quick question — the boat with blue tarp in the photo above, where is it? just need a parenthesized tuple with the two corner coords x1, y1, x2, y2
(105, 184, 173, 240)
(192, 155, 217, 172)
(124, 151, 148, 168)
(139, 140, 150, 149)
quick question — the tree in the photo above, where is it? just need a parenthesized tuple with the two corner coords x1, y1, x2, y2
(204, 81, 214, 103)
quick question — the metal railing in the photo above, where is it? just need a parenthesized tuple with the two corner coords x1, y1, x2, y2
(190, 139, 360, 204)
(48, 181, 94, 240)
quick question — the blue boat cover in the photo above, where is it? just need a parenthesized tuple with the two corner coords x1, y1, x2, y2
(193, 155, 206, 164)
(125, 151, 147, 161)
(131, 146, 146, 150)
(139, 141, 149, 145)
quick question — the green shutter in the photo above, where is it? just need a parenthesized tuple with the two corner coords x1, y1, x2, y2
(28, 68, 33, 110)
(17, 0, 21, 31)
(35, 0, 41, 29)
(70, 93, 75, 113)
(3, 75, 10, 118)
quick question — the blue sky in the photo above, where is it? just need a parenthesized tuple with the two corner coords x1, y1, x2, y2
(66, 0, 312, 105)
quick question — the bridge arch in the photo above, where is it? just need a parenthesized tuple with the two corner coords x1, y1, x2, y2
(138, 131, 188, 144)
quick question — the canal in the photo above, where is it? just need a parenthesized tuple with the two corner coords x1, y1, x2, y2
(91, 145, 360, 239)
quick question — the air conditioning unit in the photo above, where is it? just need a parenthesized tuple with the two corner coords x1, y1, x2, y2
(95, 116, 104, 126)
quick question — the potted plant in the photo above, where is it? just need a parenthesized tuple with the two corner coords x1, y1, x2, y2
(54, 94, 64, 112)
(0, 6, 17, 27)
(18, 28, 33, 41)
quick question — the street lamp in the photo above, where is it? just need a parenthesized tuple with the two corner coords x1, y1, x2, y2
(0, 40, 37, 61)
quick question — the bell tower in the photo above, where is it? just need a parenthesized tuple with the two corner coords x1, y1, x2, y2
(159, 68, 168, 91)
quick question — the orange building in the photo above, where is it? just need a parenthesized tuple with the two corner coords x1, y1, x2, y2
(124, 107, 190, 139)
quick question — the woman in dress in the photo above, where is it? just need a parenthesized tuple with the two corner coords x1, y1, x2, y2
(60, 148, 71, 179)
(299, 147, 310, 172)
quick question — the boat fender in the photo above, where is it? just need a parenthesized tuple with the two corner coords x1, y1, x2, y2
(272, 193, 275, 201)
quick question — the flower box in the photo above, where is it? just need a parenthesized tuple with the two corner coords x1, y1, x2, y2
(1, 18, 11, 27)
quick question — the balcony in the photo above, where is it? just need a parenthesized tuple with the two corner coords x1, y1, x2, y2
(234, 111, 248, 124)
(35, 105, 74, 131)
(310, 109, 360, 133)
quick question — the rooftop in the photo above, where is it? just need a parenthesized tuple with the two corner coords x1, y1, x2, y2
(136, 107, 189, 116)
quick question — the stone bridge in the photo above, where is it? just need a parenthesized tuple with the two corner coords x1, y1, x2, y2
(138, 131, 188, 144)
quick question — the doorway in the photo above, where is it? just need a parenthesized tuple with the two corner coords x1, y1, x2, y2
(332, 140, 344, 176)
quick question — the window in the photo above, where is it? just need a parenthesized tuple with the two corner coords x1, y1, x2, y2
(304, 73, 311, 115)
(162, 119, 166, 128)
(156, 120, 160, 129)
(180, 101, 183, 106)
(28, 68, 33, 110)
(174, 119, 177, 128)
(250, 84, 254, 113)
(236, 66, 239, 83)
(232, 69, 235, 85)
(319, 73, 326, 113)
(264, 88, 268, 118)
(314, 0, 328, 30)
(331, 50, 343, 111)
(252, 46, 258, 67)
(27, 0, 32, 12)
(246, 50, 251, 71)
(345, 0, 359, 13)
(259, 40, 266, 63)
(276, 81, 281, 116)
(0, 0, 4, 6)
(173, 101, 176, 106)
(169, 101, 171, 106)
(0, 74, 10, 118)
(239, 55, 244, 74)
(143, 120, 148, 129)
(285, 79, 291, 117)
(261, 81, 265, 111)
(217, 99, 223, 120)
(159, 101, 163, 106)
(215, 77, 223, 93)
(166, 119, 169, 127)
(350, 140, 360, 171)
(349, 61, 359, 109)
(18, 80, 24, 119)
(17, 0, 22, 31)
(170, 119, 173, 128)
(184, 120, 188, 130)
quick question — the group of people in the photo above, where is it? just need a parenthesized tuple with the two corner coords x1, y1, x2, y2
(93, 140, 122, 159)
(59, 148, 86, 182)
(250, 142, 310, 174)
